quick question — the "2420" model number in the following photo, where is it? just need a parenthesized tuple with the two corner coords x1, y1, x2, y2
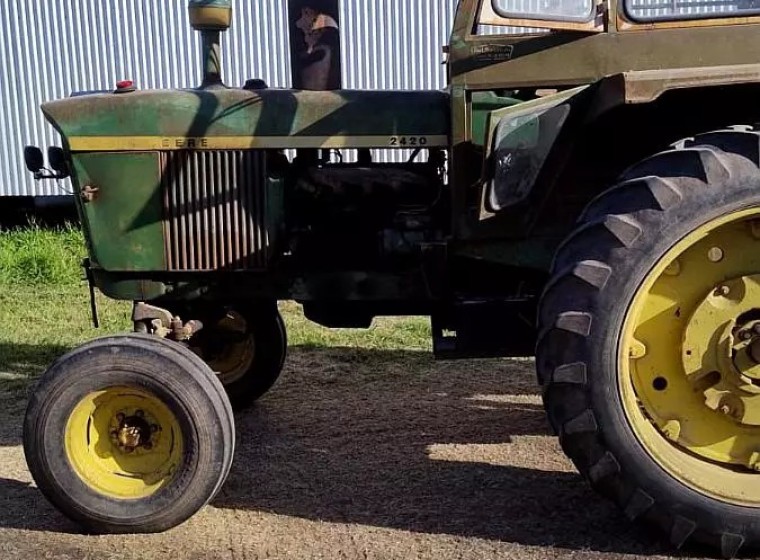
(389, 136, 429, 147)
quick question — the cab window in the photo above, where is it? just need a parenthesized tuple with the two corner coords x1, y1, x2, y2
(492, 0, 597, 22)
(625, 0, 760, 22)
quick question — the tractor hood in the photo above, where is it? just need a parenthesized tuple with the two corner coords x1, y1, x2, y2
(42, 87, 450, 152)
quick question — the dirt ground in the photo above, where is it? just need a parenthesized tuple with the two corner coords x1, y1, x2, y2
(0, 346, 705, 560)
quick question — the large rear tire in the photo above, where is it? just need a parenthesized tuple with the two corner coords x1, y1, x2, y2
(24, 334, 235, 534)
(538, 128, 760, 557)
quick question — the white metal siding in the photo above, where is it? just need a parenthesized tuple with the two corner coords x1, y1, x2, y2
(0, 0, 459, 196)
(0, 0, 676, 197)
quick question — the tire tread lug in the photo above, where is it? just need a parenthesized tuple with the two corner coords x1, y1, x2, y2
(562, 409, 597, 436)
(624, 489, 654, 521)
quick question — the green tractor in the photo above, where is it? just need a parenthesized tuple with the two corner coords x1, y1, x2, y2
(22, 0, 760, 554)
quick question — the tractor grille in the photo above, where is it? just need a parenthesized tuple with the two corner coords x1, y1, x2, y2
(162, 150, 269, 271)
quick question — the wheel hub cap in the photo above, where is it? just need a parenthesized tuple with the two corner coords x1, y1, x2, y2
(65, 387, 183, 499)
(682, 275, 760, 430)
(623, 212, 760, 485)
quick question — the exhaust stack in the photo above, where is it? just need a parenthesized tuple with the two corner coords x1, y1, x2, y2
(188, 0, 232, 88)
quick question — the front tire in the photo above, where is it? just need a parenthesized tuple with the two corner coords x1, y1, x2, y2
(538, 129, 760, 557)
(24, 334, 235, 534)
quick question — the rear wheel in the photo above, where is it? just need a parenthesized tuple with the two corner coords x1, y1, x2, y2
(538, 129, 760, 557)
(24, 334, 235, 534)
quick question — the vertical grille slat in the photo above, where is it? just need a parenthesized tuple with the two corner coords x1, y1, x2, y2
(162, 150, 268, 271)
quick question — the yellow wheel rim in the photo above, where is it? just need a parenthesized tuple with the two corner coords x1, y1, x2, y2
(620, 208, 760, 506)
(65, 387, 183, 500)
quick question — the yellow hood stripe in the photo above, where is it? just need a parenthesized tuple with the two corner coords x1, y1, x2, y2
(67, 135, 449, 152)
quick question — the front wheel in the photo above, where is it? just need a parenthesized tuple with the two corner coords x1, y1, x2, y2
(538, 129, 760, 557)
(189, 302, 287, 410)
(24, 334, 235, 534)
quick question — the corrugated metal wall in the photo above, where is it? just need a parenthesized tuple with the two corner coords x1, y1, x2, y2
(0, 0, 678, 197)
(0, 0, 460, 197)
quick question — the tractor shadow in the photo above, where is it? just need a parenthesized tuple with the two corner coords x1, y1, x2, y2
(0, 343, 682, 556)
(0, 342, 70, 447)
(215, 346, 671, 557)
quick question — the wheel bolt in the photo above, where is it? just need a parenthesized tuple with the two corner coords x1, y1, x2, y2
(116, 413, 125, 423)
(708, 247, 725, 263)
(741, 331, 753, 341)
(717, 285, 731, 297)
(150, 424, 160, 433)
(135, 410, 145, 418)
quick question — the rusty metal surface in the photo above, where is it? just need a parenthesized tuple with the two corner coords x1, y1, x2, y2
(617, 63, 760, 103)
(162, 150, 269, 271)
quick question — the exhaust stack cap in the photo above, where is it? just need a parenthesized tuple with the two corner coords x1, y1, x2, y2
(188, 0, 232, 31)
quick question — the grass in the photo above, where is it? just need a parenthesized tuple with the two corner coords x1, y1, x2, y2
(0, 224, 84, 286)
(0, 226, 432, 394)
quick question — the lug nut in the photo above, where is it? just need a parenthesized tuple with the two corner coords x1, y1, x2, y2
(717, 285, 731, 297)
(741, 331, 753, 341)
(116, 413, 125, 423)
(708, 247, 725, 263)
(135, 410, 145, 418)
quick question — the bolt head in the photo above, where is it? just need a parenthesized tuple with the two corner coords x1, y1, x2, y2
(717, 285, 731, 297)
(708, 247, 725, 263)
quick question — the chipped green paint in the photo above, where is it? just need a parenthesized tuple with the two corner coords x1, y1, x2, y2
(43, 89, 450, 151)
(74, 153, 166, 272)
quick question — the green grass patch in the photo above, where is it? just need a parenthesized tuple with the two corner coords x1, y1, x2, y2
(0, 224, 85, 286)
(0, 227, 433, 394)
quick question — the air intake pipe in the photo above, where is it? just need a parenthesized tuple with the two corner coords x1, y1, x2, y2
(188, 0, 232, 88)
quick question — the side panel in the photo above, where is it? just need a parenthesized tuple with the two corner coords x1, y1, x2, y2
(73, 152, 166, 271)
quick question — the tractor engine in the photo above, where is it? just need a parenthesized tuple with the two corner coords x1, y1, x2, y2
(283, 149, 448, 267)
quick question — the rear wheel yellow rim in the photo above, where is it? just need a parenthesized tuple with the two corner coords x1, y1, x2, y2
(64, 387, 183, 500)
(620, 208, 760, 506)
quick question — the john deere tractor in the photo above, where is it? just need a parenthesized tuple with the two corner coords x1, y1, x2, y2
(22, 0, 760, 555)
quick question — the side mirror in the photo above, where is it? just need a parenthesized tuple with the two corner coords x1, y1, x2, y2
(24, 146, 44, 173)
(48, 147, 70, 178)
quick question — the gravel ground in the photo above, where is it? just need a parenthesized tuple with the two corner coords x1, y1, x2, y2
(0, 346, 708, 560)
